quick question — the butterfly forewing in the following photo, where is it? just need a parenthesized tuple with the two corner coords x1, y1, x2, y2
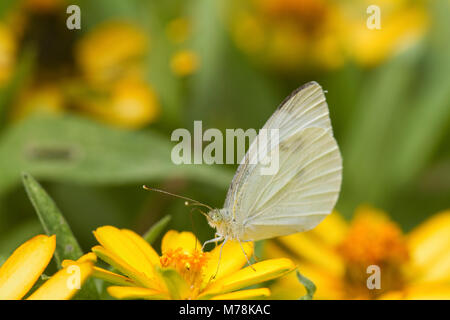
(225, 82, 333, 212)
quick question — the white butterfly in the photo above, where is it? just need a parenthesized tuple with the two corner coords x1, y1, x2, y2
(144, 81, 342, 267)
(203, 81, 342, 261)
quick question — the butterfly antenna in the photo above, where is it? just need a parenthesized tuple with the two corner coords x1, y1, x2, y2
(142, 186, 213, 214)
(187, 206, 205, 251)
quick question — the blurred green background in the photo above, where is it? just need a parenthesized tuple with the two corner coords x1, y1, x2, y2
(0, 0, 449, 258)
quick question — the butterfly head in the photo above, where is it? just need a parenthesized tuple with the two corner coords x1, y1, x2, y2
(207, 208, 230, 231)
(207, 209, 222, 227)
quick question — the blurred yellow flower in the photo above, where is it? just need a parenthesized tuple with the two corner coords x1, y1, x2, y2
(264, 206, 450, 299)
(343, 0, 429, 66)
(11, 84, 65, 121)
(0, 235, 93, 300)
(228, 0, 345, 71)
(77, 76, 160, 129)
(0, 24, 16, 86)
(91, 226, 295, 300)
(73, 21, 160, 129)
(170, 50, 200, 77)
(228, 0, 429, 70)
(76, 21, 148, 86)
(23, 0, 63, 12)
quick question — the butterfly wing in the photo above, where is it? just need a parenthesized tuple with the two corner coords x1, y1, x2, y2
(224, 82, 342, 241)
(225, 82, 332, 210)
(239, 127, 342, 241)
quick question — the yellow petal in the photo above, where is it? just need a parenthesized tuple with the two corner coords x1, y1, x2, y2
(422, 253, 450, 282)
(210, 288, 270, 300)
(92, 245, 157, 289)
(27, 261, 92, 300)
(406, 287, 450, 300)
(202, 240, 253, 288)
(264, 241, 344, 299)
(0, 235, 55, 300)
(62, 252, 97, 268)
(76, 22, 148, 86)
(77, 252, 97, 263)
(310, 211, 348, 245)
(161, 230, 201, 254)
(378, 291, 405, 300)
(200, 258, 295, 298)
(350, 6, 428, 67)
(92, 266, 136, 287)
(64, 247, 134, 288)
(399, 283, 450, 300)
(107, 286, 169, 300)
(121, 229, 160, 267)
(275, 232, 344, 276)
(93, 226, 156, 280)
(407, 210, 450, 281)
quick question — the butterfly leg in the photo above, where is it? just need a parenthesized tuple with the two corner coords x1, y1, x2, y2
(242, 239, 259, 262)
(212, 237, 228, 279)
(214, 233, 221, 248)
(202, 235, 223, 251)
(239, 239, 256, 271)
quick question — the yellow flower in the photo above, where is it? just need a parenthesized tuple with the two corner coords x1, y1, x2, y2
(22, 0, 63, 13)
(0, 235, 93, 300)
(76, 76, 160, 129)
(343, 0, 429, 66)
(91, 226, 295, 300)
(264, 206, 450, 299)
(74, 22, 160, 128)
(228, 0, 345, 71)
(10, 84, 64, 121)
(76, 21, 148, 86)
(0, 23, 16, 86)
(170, 50, 200, 77)
(227, 0, 429, 70)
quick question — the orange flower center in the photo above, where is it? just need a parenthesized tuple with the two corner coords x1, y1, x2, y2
(160, 248, 209, 294)
(337, 210, 409, 298)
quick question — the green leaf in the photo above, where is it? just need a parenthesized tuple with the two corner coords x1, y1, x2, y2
(297, 271, 316, 300)
(340, 45, 423, 212)
(387, 0, 450, 190)
(143, 215, 171, 245)
(22, 173, 82, 263)
(21, 172, 99, 299)
(0, 114, 233, 196)
(0, 0, 16, 18)
(156, 267, 190, 300)
(189, 0, 226, 117)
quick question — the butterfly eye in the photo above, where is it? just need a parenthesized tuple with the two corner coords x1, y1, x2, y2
(212, 211, 221, 221)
